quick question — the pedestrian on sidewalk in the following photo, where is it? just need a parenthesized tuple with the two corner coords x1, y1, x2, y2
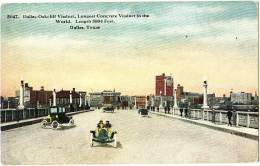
(227, 110, 232, 126)
(212, 108, 216, 123)
(180, 108, 183, 117)
(184, 108, 188, 118)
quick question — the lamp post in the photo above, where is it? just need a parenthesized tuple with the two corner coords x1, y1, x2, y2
(202, 80, 209, 109)
(202, 80, 209, 120)
(79, 93, 82, 108)
(18, 80, 25, 109)
(134, 96, 137, 109)
(84, 93, 87, 106)
(69, 90, 72, 104)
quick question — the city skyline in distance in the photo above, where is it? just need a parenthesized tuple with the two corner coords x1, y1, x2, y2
(1, 2, 258, 97)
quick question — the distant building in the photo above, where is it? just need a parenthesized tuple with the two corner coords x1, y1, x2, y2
(89, 90, 121, 107)
(230, 92, 252, 104)
(135, 96, 146, 108)
(120, 95, 135, 108)
(147, 95, 173, 108)
(54, 88, 82, 106)
(176, 84, 184, 102)
(183, 92, 203, 105)
(0, 96, 19, 109)
(30, 86, 52, 107)
(89, 92, 102, 107)
(102, 90, 121, 105)
(155, 73, 173, 96)
(16, 83, 52, 108)
(179, 91, 216, 108)
(207, 93, 216, 107)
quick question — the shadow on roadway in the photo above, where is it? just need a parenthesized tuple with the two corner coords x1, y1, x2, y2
(102, 111, 117, 114)
(41, 125, 77, 130)
(91, 141, 123, 149)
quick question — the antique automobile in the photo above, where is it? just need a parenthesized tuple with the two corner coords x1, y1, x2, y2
(41, 106, 74, 129)
(90, 125, 117, 147)
(103, 104, 115, 113)
(138, 108, 149, 117)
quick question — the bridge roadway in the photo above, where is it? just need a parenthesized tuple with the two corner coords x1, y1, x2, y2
(1, 109, 258, 164)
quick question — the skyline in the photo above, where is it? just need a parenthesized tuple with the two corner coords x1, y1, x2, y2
(1, 2, 258, 97)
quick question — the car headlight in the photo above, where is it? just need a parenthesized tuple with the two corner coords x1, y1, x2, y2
(56, 115, 58, 118)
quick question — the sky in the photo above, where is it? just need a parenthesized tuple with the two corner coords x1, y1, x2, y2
(1, 2, 258, 97)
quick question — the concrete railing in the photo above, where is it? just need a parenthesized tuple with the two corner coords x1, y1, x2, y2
(0, 108, 49, 123)
(0, 107, 87, 123)
(172, 108, 259, 129)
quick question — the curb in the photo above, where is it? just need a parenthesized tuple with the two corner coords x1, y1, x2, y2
(151, 111, 258, 141)
(1, 109, 94, 131)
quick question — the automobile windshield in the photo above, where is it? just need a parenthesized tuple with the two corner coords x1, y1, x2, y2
(50, 108, 58, 113)
(60, 107, 65, 113)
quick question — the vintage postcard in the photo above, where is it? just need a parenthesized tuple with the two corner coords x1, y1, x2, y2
(0, 0, 259, 165)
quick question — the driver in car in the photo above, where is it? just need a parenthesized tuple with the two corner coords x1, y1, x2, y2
(105, 121, 113, 138)
(95, 120, 104, 137)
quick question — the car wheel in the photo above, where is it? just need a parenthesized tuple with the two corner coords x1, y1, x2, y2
(69, 119, 74, 126)
(52, 121, 59, 129)
(41, 120, 48, 128)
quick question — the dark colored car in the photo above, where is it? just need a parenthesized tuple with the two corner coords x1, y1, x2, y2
(103, 104, 115, 113)
(41, 106, 74, 129)
(138, 108, 149, 116)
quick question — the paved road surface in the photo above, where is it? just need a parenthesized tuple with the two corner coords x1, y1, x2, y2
(1, 109, 258, 164)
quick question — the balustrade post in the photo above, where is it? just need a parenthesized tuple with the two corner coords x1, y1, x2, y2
(219, 112, 222, 123)
(247, 114, 250, 128)
(5, 110, 7, 122)
(11, 110, 14, 121)
(236, 112, 239, 126)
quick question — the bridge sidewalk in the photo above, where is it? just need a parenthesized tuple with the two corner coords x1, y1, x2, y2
(151, 111, 258, 140)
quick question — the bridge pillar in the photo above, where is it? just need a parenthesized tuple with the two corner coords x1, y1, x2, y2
(145, 96, 148, 109)
(88, 94, 91, 107)
(70, 90, 72, 104)
(18, 80, 25, 109)
(202, 80, 209, 109)
(53, 89, 56, 106)
(79, 93, 82, 108)
(159, 91, 163, 110)
(202, 80, 209, 120)
(134, 96, 137, 109)
(84, 93, 87, 106)
(174, 89, 178, 109)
